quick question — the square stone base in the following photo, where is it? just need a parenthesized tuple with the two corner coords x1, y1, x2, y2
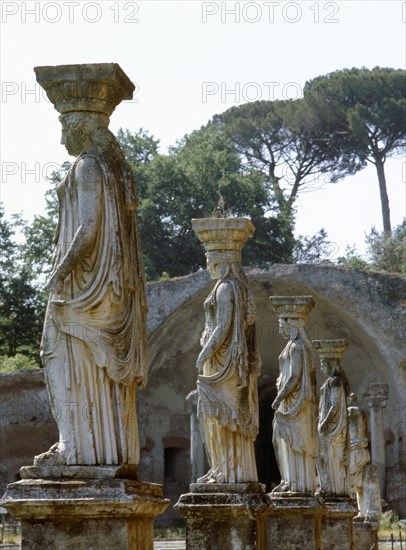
(321, 498, 357, 550)
(353, 520, 379, 550)
(1, 477, 169, 550)
(175, 483, 267, 550)
(20, 464, 138, 480)
(266, 493, 323, 550)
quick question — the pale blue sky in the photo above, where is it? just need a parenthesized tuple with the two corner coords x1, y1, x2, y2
(1, 0, 405, 258)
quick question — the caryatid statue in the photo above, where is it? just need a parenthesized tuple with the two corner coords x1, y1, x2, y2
(348, 393, 371, 517)
(270, 296, 318, 494)
(192, 217, 261, 484)
(33, 64, 148, 468)
(314, 339, 351, 497)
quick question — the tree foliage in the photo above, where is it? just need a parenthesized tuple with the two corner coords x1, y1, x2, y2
(304, 67, 406, 233)
(0, 353, 39, 373)
(365, 220, 406, 273)
(337, 220, 405, 274)
(0, 206, 44, 363)
(20, 162, 69, 280)
(293, 229, 338, 264)
(0, 204, 15, 289)
(118, 125, 296, 278)
(211, 99, 357, 219)
(116, 128, 159, 199)
(0, 164, 68, 366)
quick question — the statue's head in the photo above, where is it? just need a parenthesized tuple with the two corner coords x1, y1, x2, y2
(278, 317, 305, 341)
(206, 251, 241, 281)
(313, 339, 348, 378)
(320, 357, 340, 375)
(35, 64, 134, 157)
(59, 112, 110, 156)
(206, 252, 221, 280)
(192, 217, 254, 282)
(270, 296, 314, 342)
(278, 318, 291, 339)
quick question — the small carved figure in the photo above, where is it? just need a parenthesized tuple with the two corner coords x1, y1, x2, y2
(348, 393, 371, 517)
(34, 64, 148, 467)
(314, 339, 350, 496)
(270, 297, 318, 494)
(192, 217, 261, 483)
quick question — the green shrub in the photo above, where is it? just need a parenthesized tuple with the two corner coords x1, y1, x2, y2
(337, 245, 369, 269)
(366, 221, 406, 274)
(0, 353, 40, 373)
(154, 526, 185, 539)
(337, 220, 405, 274)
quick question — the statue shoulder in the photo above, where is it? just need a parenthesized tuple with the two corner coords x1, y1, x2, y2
(75, 154, 103, 185)
(216, 280, 234, 306)
(329, 375, 346, 391)
(288, 340, 305, 356)
(76, 153, 102, 169)
(215, 280, 234, 302)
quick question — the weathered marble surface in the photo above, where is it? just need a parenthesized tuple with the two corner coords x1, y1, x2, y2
(192, 217, 261, 484)
(1, 478, 169, 550)
(270, 296, 318, 494)
(315, 339, 351, 497)
(348, 393, 371, 518)
(266, 494, 323, 550)
(189, 482, 263, 493)
(361, 464, 381, 522)
(320, 498, 357, 550)
(175, 483, 267, 550)
(186, 389, 206, 483)
(32, 63, 148, 468)
(365, 383, 389, 499)
(20, 464, 138, 480)
(353, 519, 378, 550)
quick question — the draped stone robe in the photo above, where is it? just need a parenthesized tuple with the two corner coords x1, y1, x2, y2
(318, 374, 350, 495)
(197, 278, 261, 483)
(273, 338, 318, 493)
(41, 152, 148, 466)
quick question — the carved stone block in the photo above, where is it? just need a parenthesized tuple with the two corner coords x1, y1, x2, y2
(1, 478, 169, 550)
(353, 520, 379, 550)
(175, 483, 267, 550)
(320, 498, 357, 550)
(266, 494, 323, 550)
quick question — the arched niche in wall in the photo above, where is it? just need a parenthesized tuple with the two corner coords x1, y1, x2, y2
(141, 266, 402, 495)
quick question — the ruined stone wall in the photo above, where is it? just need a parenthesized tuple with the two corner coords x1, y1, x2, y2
(0, 370, 58, 495)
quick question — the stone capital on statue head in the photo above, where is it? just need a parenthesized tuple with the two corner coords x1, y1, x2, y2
(270, 295, 315, 320)
(312, 338, 349, 360)
(192, 217, 255, 257)
(34, 63, 135, 116)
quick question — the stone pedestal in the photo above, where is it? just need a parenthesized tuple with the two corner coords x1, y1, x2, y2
(266, 494, 323, 550)
(175, 483, 267, 550)
(321, 498, 357, 550)
(353, 520, 379, 550)
(1, 476, 169, 550)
